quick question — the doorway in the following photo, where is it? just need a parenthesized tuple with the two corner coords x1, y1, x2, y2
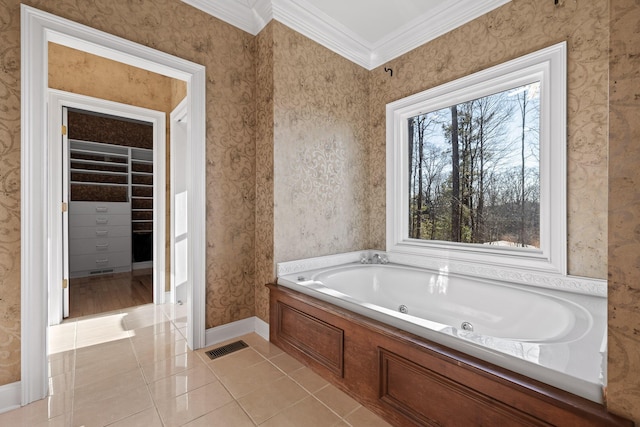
(52, 97, 167, 320)
(22, 5, 206, 405)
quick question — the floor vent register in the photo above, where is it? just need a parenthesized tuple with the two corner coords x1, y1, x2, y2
(205, 340, 249, 360)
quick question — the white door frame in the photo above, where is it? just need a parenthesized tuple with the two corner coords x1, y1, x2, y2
(21, 5, 207, 405)
(48, 90, 167, 324)
(170, 98, 189, 305)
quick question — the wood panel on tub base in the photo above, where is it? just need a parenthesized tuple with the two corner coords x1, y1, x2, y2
(267, 284, 633, 427)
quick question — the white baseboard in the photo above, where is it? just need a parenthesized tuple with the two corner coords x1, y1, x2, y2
(0, 381, 21, 414)
(132, 261, 153, 270)
(205, 316, 270, 347)
(254, 317, 269, 341)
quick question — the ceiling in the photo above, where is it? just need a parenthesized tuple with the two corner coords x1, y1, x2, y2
(182, 0, 510, 70)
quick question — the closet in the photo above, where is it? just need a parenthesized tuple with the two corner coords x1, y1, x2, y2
(67, 109, 154, 278)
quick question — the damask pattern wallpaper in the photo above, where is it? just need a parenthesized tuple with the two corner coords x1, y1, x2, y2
(271, 22, 371, 264)
(254, 23, 275, 322)
(608, 0, 640, 421)
(0, 0, 23, 387)
(0, 0, 638, 421)
(0, 0, 257, 386)
(369, 0, 610, 280)
(253, 22, 371, 321)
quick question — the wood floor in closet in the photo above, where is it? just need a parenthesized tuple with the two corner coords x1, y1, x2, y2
(68, 269, 153, 318)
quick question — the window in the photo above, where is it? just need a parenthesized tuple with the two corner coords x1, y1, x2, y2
(386, 42, 566, 274)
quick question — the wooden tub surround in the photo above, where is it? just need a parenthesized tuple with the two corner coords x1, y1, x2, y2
(267, 283, 633, 427)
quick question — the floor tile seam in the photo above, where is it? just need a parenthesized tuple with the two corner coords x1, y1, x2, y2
(129, 332, 161, 380)
(308, 388, 361, 423)
(146, 363, 224, 403)
(250, 393, 322, 427)
(143, 368, 170, 427)
(198, 356, 228, 383)
(72, 366, 147, 401)
(131, 345, 191, 367)
(151, 381, 240, 427)
(100, 404, 158, 427)
(203, 348, 270, 377)
(264, 353, 302, 377)
(227, 399, 261, 427)
(235, 376, 312, 425)
(341, 404, 365, 422)
(73, 355, 141, 380)
(69, 332, 78, 420)
(287, 370, 331, 395)
(71, 385, 155, 426)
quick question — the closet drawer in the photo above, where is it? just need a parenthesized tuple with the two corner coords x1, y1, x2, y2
(69, 201, 131, 215)
(69, 214, 131, 227)
(69, 237, 131, 256)
(68, 225, 131, 239)
(70, 251, 131, 273)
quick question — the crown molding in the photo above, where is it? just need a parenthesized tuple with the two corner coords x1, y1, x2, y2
(182, 0, 271, 35)
(272, 0, 372, 68)
(370, 0, 511, 69)
(182, 0, 511, 69)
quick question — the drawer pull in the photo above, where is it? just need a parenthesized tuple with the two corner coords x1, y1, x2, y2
(95, 206, 108, 212)
(96, 243, 109, 250)
(95, 258, 109, 264)
(96, 218, 108, 224)
(95, 230, 108, 236)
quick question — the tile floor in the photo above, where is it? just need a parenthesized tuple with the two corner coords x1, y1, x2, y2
(0, 303, 392, 427)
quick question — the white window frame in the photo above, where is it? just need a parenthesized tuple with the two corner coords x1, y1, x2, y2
(386, 42, 566, 275)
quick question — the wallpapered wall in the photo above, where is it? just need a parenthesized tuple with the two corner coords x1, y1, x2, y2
(271, 23, 371, 263)
(44, 1, 257, 328)
(0, 0, 257, 385)
(2, 0, 638, 421)
(608, 0, 640, 422)
(252, 21, 372, 321)
(369, 0, 610, 280)
(67, 111, 154, 149)
(254, 23, 275, 322)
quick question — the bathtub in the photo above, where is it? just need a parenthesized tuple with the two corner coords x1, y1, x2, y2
(277, 258, 607, 403)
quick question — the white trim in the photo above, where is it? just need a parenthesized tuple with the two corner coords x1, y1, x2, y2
(47, 90, 167, 325)
(181, 0, 510, 70)
(170, 98, 188, 306)
(254, 317, 270, 341)
(205, 317, 263, 346)
(370, 0, 511, 69)
(133, 261, 154, 270)
(21, 5, 207, 405)
(0, 382, 21, 415)
(386, 42, 567, 275)
(182, 0, 272, 35)
(276, 249, 605, 297)
(272, 0, 371, 68)
(276, 250, 367, 276)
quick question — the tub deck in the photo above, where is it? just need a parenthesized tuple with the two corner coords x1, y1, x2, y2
(268, 283, 633, 427)
(279, 262, 606, 402)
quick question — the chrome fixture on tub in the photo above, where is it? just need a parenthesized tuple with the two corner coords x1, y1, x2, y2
(360, 253, 389, 264)
(371, 253, 389, 264)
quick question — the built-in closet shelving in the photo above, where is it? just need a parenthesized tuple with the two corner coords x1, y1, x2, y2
(130, 149, 154, 264)
(68, 140, 153, 277)
(130, 149, 154, 234)
(69, 140, 130, 202)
